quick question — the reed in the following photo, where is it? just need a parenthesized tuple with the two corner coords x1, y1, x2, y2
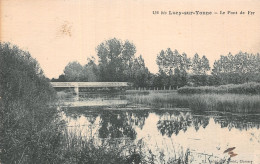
(178, 82, 260, 94)
(54, 128, 193, 164)
(126, 90, 177, 94)
(126, 92, 260, 113)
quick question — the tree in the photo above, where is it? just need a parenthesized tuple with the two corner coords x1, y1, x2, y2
(96, 38, 136, 82)
(131, 55, 151, 88)
(189, 53, 211, 86)
(191, 53, 210, 75)
(63, 61, 85, 82)
(156, 48, 190, 88)
(82, 57, 99, 82)
(201, 56, 210, 74)
(191, 53, 201, 75)
(0, 42, 55, 104)
(211, 52, 260, 85)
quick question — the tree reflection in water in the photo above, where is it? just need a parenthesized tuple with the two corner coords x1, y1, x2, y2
(64, 107, 260, 140)
(63, 108, 150, 139)
(62, 107, 260, 162)
(156, 110, 260, 137)
(98, 111, 149, 139)
(192, 116, 210, 131)
(213, 114, 260, 131)
(156, 111, 210, 137)
(63, 107, 99, 123)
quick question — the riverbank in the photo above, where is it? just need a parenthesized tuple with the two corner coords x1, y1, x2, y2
(57, 88, 260, 114)
(126, 92, 260, 114)
(178, 82, 260, 94)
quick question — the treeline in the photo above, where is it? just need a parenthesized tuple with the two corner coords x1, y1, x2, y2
(52, 38, 152, 88)
(52, 38, 260, 88)
(155, 50, 260, 88)
(212, 52, 260, 85)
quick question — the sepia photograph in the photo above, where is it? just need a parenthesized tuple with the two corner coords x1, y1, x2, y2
(1, 0, 260, 163)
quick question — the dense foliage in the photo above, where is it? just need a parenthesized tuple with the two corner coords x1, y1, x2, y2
(63, 57, 99, 82)
(0, 43, 61, 163)
(96, 38, 136, 82)
(53, 38, 152, 87)
(155, 49, 190, 88)
(212, 52, 260, 85)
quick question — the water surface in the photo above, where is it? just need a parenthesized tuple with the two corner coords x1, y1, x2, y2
(62, 93, 260, 163)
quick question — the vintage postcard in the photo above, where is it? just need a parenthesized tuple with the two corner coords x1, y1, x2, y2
(1, 0, 260, 163)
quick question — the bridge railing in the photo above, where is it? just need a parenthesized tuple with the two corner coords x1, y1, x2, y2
(50, 82, 129, 88)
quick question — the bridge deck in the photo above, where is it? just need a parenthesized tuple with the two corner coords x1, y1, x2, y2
(50, 82, 129, 88)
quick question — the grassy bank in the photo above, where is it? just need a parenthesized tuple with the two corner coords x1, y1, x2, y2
(178, 82, 260, 94)
(126, 92, 260, 113)
(126, 89, 177, 94)
(58, 130, 192, 164)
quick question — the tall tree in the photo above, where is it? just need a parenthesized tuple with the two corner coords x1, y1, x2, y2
(191, 53, 210, 75)
(191, 53, 201, 75)
(156, 48, 190, 88)
(200, 56, 210, 74)
(189, 54, 211, 86)
(96, 38, 136, 82)
(131, 55, 151, 87)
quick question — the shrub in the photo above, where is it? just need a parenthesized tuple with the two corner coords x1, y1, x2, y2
(0, 42, 61, 163)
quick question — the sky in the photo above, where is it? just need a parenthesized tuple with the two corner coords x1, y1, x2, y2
(1, 0, 260, 78)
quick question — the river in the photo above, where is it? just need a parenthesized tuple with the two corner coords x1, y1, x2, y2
(61, 92, 260, 163)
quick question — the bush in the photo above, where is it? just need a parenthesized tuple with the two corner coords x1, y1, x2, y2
(0, 42, 61, 163)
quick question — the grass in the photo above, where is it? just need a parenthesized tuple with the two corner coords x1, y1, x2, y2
(126, 89, 177, 94)
(126, 92, 260, 113)
(58, 129, 231, 164)
(178, 82, 260, 94)
(59, 131, 128, 163)
(57, 129, 193, 164)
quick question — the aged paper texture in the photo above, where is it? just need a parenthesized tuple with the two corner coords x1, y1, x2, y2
(1, 0, 260, 163)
